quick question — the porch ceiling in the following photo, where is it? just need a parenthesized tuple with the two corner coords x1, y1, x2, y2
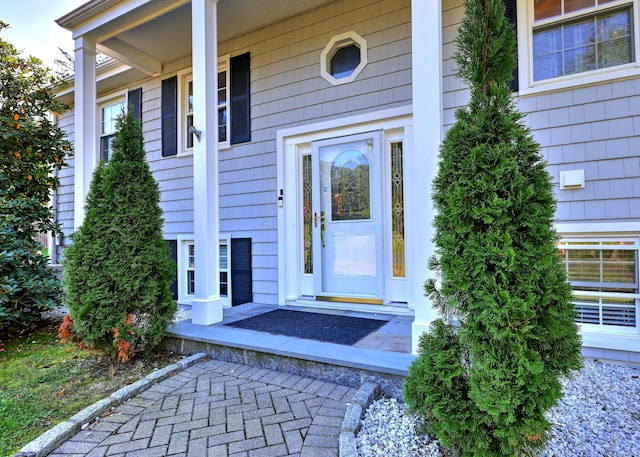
(58, 0, 335, 71)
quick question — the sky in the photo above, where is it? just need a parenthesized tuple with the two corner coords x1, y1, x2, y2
(1, 0, 87, 69)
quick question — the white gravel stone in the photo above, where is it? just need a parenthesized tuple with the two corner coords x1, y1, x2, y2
(357, 360, 640, 457)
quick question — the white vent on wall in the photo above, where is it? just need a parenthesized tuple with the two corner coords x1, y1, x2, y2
(559, 169, 585, 190)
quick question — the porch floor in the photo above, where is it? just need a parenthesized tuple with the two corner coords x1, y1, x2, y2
(166, 303, 416, 397)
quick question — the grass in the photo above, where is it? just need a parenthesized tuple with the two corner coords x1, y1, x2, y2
(0, 317, 182, 457)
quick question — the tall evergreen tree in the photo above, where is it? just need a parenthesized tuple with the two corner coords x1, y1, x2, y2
(63, 108, 176, 361)
(404, 1, 583, 455)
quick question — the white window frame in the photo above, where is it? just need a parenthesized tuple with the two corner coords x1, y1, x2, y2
(558, 236, 639, 334)
(177, 55, 231, 155)
(178, 70, 194, 155)
(218, 54, 231, 150)
(320, 31, 368, 86)
(517, 0, 640, 95)
(177, 234, 232, 307)
(97, 92, 126, 162)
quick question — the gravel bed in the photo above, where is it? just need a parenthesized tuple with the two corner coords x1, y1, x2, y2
(357, 359, 640, 457)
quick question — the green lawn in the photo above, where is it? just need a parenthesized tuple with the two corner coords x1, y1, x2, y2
(0, 320, 180, 457)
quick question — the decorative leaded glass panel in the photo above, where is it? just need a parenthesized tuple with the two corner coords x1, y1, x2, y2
(303, 155, 313, 274)
(330, 149, 370, 221)
(391, 142, 405, 277)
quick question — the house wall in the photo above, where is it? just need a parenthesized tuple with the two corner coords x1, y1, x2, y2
(55, 0, 413, 306)
(55, 111, 75, 262)
(442, 0, 640, 224)
(217, 0, 412, 304)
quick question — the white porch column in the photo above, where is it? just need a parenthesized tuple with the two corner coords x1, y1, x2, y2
(73, 36, 97, 229)
(191, 0, 225, 325)
(410, 0, 443, 353)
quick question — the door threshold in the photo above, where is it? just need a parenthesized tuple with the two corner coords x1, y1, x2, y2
(316, 295, 383, 305)
(290, 298, 414, 316)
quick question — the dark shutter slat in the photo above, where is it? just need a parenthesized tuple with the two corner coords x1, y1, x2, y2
(230, 53, 251, 144)
(167, 240, 178, 300)
(504, 0, 519, 92)
(231, 238, 252, 306)
(128, 87, 143, 121)
(161, 76, 178, 157)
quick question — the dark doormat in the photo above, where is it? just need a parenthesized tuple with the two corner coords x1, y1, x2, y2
(225, 309, 388, 345)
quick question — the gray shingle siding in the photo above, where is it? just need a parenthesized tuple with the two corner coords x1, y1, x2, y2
(55, 111, 75, 262)
(442, 0, 640, 225)
(55, 0, 412, 306)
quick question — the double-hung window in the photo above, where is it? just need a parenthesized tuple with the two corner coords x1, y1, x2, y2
(218, 57, 230, 147)
(99, 88, 142, 161)
(163, 52, 250, 156)
(532, 0, 634, 82)
(99, 98, 126, 162)
(178, 237, 231, 304)
(557, 238, 639, 331)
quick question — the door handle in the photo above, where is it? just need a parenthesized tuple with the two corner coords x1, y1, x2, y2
(314, 212, 327, 247)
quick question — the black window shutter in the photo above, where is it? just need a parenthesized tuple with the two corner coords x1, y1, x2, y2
(231, 238, 252, 306)
(230, 52, 251, 145)
(161, 76, 178, 156)
(128, 87, 142, 121)
(503, 0, 519, 92)
(167, 240, 178, 300)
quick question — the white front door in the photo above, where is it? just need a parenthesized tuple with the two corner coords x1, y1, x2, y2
(311, 133, 383, 302)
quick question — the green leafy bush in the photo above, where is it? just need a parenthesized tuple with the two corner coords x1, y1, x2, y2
(404, 1, 583, 456)
(0, 21, 72, 325)
(63, 108, 176, 361)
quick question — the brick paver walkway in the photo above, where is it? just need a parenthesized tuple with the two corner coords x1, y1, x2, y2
(48, 358, 356, 457)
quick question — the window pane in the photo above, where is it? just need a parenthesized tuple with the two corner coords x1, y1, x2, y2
(188, 81, 193, 113)
(187, 114, 194, 149)
(533, 7, 633, 81)
(330, 149, 370, 221)
(535, 0, 561, 21)
(220, 271, 228, 296)
(602, 297, 636, 326)
(188, 244, 195, 268)
(560, 240, 638, 328)
(565, 0, 594, 14)
(220, 244, 228, 270)
(574, 304, 600, 324)
(566, 249, 601, 281)
(602, 249, 636, 284)
(533, 27, 563, 80)
(563, 19, 594, 49)
(302, 155, 313, 274)
(187, 271, 195, 295)
(218, 71, 227, 90)
(534, 52, 564, 80)
(218, 108, 227, 142)
(597, 10, 632, 67)
(391, 142, 405, 278)
(565, 45, 597, 74)
(218, 71, 227, 104)
(330, 44, 361, 79)
(100, 135, 114, 162)
(101, 101, 125, 135)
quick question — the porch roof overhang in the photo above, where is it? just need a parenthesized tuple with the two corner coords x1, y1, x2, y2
(55, 0, 335, 102)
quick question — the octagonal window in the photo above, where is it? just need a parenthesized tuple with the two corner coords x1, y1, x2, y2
(321, 31, 367, 85)
(331, 44, 361, 79)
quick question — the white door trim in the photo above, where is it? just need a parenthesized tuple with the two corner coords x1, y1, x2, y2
(276, 107, 414, 310)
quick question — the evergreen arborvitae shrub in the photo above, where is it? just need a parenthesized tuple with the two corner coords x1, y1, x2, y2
(404, 1, 583, 455)
(63, 108, 176, 361)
